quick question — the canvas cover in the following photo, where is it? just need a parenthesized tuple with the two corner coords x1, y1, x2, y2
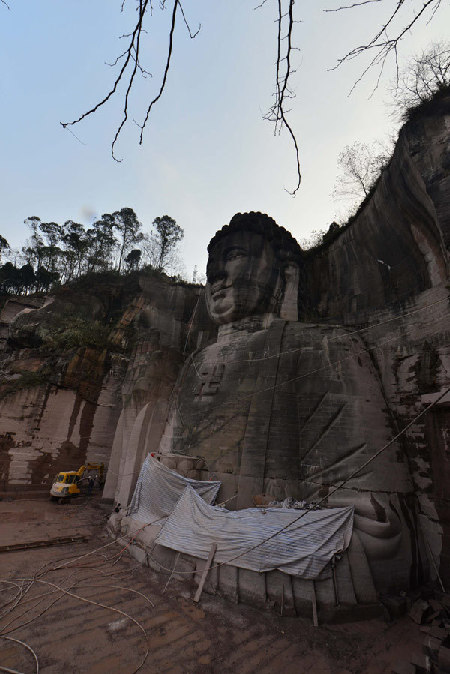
(156, 485, 354, 579)
(129, 455, 221, 523)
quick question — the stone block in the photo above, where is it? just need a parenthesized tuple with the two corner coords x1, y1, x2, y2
(391, 662, 416, 674)
(292, 577, 315, 618)
(203, 563, 219, 595)
(177, 458, 195, 474)
(186, 469, 200, 480)
(149, 543, 177, 574)
(409, 651, 429, 673)
(439, 644, 450, 674)
(439, 645, 450, 673)
(126, 517, 148, 538)
(423, 635, 441, 659)
(217, 564, 239, 603)
(160, 456, 177, 470)
(194, 555, 219, 594)
(120, 517, 130, 536)
(193, 457, 206, 470)
(265, 570, 296, 616)
(430, 625, 447, 640)
(381, 594, 408, 619)
(409, 599, 433, 624)
(128, 543, 147, 566)
(314, 577, 336, 608)
(173, 553, 196, 581)
(238, 568, 266, 608)
(334, 553, 357, 605)
(106, 512, 122, 536)
(135, 525, 161, 549)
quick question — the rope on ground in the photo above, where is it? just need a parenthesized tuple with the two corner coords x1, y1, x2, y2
(12, 578, 149, 674)
(0, 635, 39, 674)
(0, 581, 34, 622)
(0, 582, 24, 618)
(50, 539, 118, 571)
(106, 518, 167, 565)
(0, 666, 24, 674)
(1, 582, 76, 637)
(75, 581, 155, 608)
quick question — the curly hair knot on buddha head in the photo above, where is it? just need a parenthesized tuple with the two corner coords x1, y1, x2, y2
(208, 212, 303, 263)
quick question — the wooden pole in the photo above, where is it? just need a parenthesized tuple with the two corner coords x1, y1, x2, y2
(311, 580, 319, 627)
(194, 543, 217, 603)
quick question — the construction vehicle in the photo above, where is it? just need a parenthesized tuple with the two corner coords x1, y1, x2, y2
(50, 463, 104, 501)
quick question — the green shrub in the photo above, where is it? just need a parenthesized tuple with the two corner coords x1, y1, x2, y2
(39, 316, 111, 352)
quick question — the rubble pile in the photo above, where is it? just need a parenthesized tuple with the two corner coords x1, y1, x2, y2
(392, 593, 450, 673)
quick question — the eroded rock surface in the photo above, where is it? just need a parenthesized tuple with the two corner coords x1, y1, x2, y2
(0, 273, 210, 496)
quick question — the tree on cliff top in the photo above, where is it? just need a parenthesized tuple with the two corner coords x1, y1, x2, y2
(151, 215, 184, 273)
(392, 41, 450, 117)
(333, 141, 392, 208)
(0, 235, 9, 264)
(332, 41, 449, 220)
(100, 207, 143, 273)
(3, 208, 185, 294)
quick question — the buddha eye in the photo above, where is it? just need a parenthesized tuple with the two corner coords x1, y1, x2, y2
(225, 248, 247, 262)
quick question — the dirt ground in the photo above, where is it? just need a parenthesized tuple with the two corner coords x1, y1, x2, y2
(0, 496, 425, 674)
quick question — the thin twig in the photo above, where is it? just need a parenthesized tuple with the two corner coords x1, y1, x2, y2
(262, 0, 301, 194)
(139, 0, 179, 142)
(329, 0, 443, 94)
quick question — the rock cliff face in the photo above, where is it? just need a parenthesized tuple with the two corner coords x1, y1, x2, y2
(102, 275, 215, 506)
(303, 95, 448, 321)
(0, 274, 213, 496)
(302, 92, 450, 588)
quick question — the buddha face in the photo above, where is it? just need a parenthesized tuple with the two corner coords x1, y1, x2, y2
(205, 230, 281, 324)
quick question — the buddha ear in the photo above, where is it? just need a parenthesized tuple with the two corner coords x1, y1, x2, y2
(279, 260, 299, 321)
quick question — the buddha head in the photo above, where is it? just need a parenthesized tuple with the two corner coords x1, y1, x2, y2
(205, 212, 302, 325)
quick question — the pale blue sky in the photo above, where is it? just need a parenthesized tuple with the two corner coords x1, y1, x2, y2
(1, 1, 449, 277)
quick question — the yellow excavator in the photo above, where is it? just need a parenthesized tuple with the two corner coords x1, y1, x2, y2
(50, 463, 105, 502)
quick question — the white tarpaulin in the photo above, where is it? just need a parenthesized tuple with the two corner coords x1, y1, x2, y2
(129, 456, 221, 524)
(156, 485, 354, 579)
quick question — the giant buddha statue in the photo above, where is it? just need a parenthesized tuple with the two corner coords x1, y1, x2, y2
(158, 212, 423, 595)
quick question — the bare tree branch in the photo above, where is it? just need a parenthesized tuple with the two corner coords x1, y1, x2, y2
(61, 0, 200, 159)
(253, 0, 271, 9)
(56, 0, 443, 195)
(329, 0, 443, 94)
(324, 0, 383, 11)
(179, 1, 201, 38)
(110, 0, 148, 160)
(390, 40, 450, 115)
(61, 0, 149, 160)
(263, 0, 301, 195)
(138, 0, 178, 143)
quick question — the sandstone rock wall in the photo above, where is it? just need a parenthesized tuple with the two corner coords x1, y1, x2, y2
(0, 378, 122, 493)
(103, 277, 215, 507)
(0, 275, 212, 496)
(348, 286, 450, 588)
(303, 95, 449, 323)
(302, 95, 450, 588)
